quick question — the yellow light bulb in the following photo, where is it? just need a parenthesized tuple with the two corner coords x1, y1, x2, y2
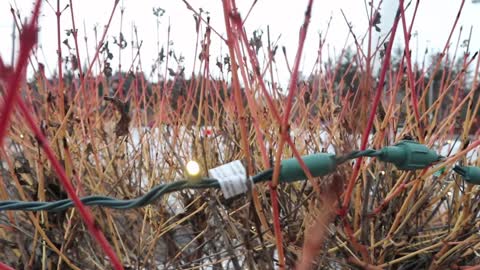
(186, 160, 201, 176)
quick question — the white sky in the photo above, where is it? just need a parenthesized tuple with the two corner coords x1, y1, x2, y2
(1, 0, 479, 87)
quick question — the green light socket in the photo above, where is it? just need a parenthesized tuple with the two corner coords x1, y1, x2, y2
(458, 166, 480, 185)
(279, 153, 337, 183)
(378, 140, 441, 170)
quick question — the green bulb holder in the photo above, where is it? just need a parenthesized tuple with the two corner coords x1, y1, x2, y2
(279, 153, 337, 183)
(453, 165, 480, 185)
(377, 140, 442, 170)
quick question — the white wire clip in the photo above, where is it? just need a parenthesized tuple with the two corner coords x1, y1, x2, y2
(209, 160, 251, 199)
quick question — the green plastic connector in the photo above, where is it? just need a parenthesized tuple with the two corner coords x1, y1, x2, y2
(377, 140, 441, 170)
(279, 153, 337, 183)
(453, 166, 480, 185)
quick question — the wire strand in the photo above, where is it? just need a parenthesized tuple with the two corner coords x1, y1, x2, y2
(335, 149, 381, 164)
(0, 168, 275, 212)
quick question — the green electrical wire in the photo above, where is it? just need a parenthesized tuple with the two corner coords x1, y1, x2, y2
(335, 149, 381, 164)
(0, 169, 274, 212)
(0, 179, 216, 211)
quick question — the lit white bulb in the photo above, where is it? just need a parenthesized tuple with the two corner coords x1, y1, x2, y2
(186, 160, 201, 176)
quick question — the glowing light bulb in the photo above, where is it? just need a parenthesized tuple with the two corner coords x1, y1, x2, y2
(186, 160, 201, 176)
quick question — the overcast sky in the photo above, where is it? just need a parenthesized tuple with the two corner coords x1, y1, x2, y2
(1, 0, 479, 87)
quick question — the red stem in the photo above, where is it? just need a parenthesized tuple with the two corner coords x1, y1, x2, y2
(341, 0, 403, 212)
(68, 0, 83, 79)
(79, 1, 119, 91)
(56, 0, 65, 116)
(399, 0, 423, 141)
(0, 263, 15, 270)
(0, 1, 123, 268)
(270, 184, 285, 269)
(231, 13, 281, 123)
(272, 0, 314, 187)
(0, 0, 42, 149)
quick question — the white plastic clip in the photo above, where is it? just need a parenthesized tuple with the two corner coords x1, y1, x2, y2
(209, 160, 251, 199)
